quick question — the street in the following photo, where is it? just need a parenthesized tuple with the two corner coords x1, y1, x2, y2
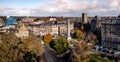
(42, 46, 58, 62)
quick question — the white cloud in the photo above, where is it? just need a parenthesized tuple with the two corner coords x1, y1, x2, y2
(0, 0, 120, 16)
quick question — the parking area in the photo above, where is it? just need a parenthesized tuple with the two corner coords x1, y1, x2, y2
(93, 45, 120, 61)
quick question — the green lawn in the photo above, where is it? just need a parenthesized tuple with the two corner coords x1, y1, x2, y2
(90, 54, 114, 62)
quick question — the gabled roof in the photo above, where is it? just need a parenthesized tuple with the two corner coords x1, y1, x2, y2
(19, 24, 28, 31)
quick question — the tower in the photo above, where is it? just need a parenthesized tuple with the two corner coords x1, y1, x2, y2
(67, 19, 71, 42)
(82, 13, 88, 23)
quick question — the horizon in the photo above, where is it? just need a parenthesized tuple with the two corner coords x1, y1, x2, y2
(0, 0, 120, 16)
(1, 15, 119, 17)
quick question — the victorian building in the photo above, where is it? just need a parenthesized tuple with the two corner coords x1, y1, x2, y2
(15, 24, 29, 38)
(101, 17, 120, 49)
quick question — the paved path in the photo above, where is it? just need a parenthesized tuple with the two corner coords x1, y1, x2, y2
(42, 46, 58, 62)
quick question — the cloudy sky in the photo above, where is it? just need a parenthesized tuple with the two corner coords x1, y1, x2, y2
(0, 0, 120, 16)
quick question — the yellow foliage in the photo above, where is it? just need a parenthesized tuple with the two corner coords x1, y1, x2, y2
(81, 24, 84, 31)
(74, 29, 85, 40)
(43, 33, 53, 43)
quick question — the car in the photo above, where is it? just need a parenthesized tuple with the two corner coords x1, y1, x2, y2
(105, 49, 109, 53)
(100, 53, 106, 58)
(107, 56, 114, 60)
(109, 51, 114, 54)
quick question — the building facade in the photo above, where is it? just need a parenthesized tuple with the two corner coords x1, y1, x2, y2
(101, 18, 120, 49)
(15, 24, 29, 38)
(30, 20, 74, 37)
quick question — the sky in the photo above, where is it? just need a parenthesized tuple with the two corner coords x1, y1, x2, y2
(0, 0, 120, 17)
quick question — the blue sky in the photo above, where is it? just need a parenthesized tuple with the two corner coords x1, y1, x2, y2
(0, 0, 47, 8)
(0, 0, 119, 16)
(0, 0, 94, 7)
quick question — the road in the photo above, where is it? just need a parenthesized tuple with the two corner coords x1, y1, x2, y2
(42, 46, 58, 62)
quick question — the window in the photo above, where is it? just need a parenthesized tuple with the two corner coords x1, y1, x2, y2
(102, 37, 105, 41)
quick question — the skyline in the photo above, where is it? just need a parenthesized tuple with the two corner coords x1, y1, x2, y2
(0, 0, 120, 16)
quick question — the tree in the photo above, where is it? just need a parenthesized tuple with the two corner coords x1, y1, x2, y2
(20, 35, 44, 62)
(70, 33, 97, 62)
(71, 41, 91, 62)
(81, 24, 84, 31)
(87, 33, 98, 45)
(0, 33, 44, 62)
(43, 33, 53, 44)
(50, 36, 70, 54)
(73, 29, 85, 41)
(92, 29, 101, 44)
(0, 33, 22, 62)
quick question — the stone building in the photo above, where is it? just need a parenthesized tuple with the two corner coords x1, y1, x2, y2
(30, 20, 74, 37)
(90, 16, 102, 31)
(101, 18, 120, 49)
(0, 17, 6, 27)
(15, 24, 29, 38)
(82, 13, 88, 24)
(22, 17, 35, 23)
(58, 24, 67, 36)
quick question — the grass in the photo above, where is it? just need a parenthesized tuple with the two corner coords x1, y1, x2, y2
(90, 54, 114, 62)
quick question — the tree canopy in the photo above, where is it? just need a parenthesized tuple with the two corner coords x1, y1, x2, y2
(0, 33, 21, 62)
(81, 24, 84, 31)
(21, 35, 44, 56)
(0, 33, 44, 62)
(43, 33, 53, 44)
(87, 33, 98, 45)
(73, 29, 85, 41)
(50, 36, 70, 54)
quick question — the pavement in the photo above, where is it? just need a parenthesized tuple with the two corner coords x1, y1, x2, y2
(42, 46, 58, 62)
